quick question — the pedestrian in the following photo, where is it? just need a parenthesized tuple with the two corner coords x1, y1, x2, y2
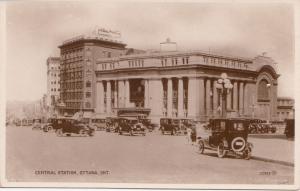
(187, 127, 192, 144)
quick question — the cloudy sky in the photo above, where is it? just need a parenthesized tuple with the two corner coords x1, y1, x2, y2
(5, 1, 295, 101)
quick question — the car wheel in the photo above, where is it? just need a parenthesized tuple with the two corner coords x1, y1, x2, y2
(56, 129, 63, 137)
(243, 146, 252, 160)
(217, 143, 227, 158)
(48, 126, 53, 131)
(79, 129, 87, 136)
(198, 140, 205, 154)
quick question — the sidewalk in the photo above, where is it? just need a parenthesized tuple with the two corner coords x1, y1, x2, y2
(248, 135, 294, 166)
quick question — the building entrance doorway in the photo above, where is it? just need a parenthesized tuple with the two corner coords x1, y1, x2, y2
(129, 79, 145, 108)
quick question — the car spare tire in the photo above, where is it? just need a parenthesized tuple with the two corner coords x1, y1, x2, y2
(231, 137, 246, 152)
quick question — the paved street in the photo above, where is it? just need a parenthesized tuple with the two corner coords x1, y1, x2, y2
(6, 126, 294, 184)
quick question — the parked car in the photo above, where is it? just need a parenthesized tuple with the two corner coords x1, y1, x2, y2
(43, 118, 58, 132)
(139, 118, 155, 132)
(284, 119, 294, 138)
(118, 117, 146, 136)
(261, 123, 276, 133)
(91, 118, 106, 131)
(32, 119, 42, 130)
(160, 118, 191, 135)
(160, 118, 178, 135)
(55, 118, 95, 137)
(105, 117, 119, 132)
(197, 118, 253, 160)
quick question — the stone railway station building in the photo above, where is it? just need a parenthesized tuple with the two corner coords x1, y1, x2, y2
(58, 32, 279, 123)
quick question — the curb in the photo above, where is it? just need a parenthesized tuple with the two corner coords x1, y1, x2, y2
(251, 156, 294, 167)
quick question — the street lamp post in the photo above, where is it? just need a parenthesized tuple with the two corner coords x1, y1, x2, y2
(215, 73, 233, 118)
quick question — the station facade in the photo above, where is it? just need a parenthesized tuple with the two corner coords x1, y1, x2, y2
(95, 49, 280, 123)
(58, 31, 280, 123)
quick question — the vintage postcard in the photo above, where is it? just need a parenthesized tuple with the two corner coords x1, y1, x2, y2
(0, 0, 299, 189)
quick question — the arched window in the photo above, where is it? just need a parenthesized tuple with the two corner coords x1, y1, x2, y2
(258, 79, 270, 101)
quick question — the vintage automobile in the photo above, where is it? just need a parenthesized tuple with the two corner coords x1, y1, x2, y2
(105, 117, 119, 132)
(91, 118, 106, 131)
(160, 118, 191, 135)
(43, 118, 58, 132)
(197, 118, 253, 160)
(139, 118, 155, 132)
(32, 119, 42, 130)
(118, 117, 146, 136)
(284, 119, 294, 138)
(160, 118, 177, 135)
(55, 118, 95, 137)
(261, 123, 276, 133)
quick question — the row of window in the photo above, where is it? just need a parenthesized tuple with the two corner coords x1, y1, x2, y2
(61, 62, 84, 70)
(50, 66, 60, 70)
(61, 48, 84, 60)
(101, 63, 116, 70)
(51, 81, 59, 85)
(128, 60, 144, 67)
(161, 57, 190, 67)
(203, 56, 248, 69)
(62, 92, 83, 100)
(50, 73, 60, 77)
(278, 100, 294, 106)
(61, 81, 84, 90)
(60, 71, 83, 80)
(51, 88, 60, 92)
(65, 102, 91, 109)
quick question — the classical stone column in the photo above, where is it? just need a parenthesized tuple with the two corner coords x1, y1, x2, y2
(167, 78, 173, 117)
(226, 86, 232, 111)
(239, 82, 244, 115)
(213, 80, 218, 116)
(125, 79, 130, 107)
(178, 78, 184, 117)
(233, 81, 238, 112)
(114, 81, 118, 108)
(96, 81, 104, 113)
(243, 82, 249, 116)
(118, 80, 124, 108)
(205, 79, 211, 116)
(149, 78, 163, 124)
(144, 79, 149, 108)
(106, 81, 111, 114)
(199, 78, 205, 118)
(187, 77, 204, 120)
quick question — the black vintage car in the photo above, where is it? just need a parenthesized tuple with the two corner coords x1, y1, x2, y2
(55, 118, 95, 137)
(105, 117, 119, 132)
(160, 118, 178, 135)
(284, 119, 294, 138)
(197, 118, 253, 159)
(43, 118, 59, 132)
(160, 118, 191, 135)
(139, 118, 155, 132)
(32, 119, 42, 130)
(118, 117, 146, 136)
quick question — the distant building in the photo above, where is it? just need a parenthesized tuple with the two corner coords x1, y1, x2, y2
(277, 97, 294, 121)
(46, 57, 61, 109)
(58, 28, 130, 114)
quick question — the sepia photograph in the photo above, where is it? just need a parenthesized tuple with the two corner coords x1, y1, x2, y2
(0, 0, 299, 189)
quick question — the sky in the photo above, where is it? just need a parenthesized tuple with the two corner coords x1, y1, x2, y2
(5, 1, 295, 101)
